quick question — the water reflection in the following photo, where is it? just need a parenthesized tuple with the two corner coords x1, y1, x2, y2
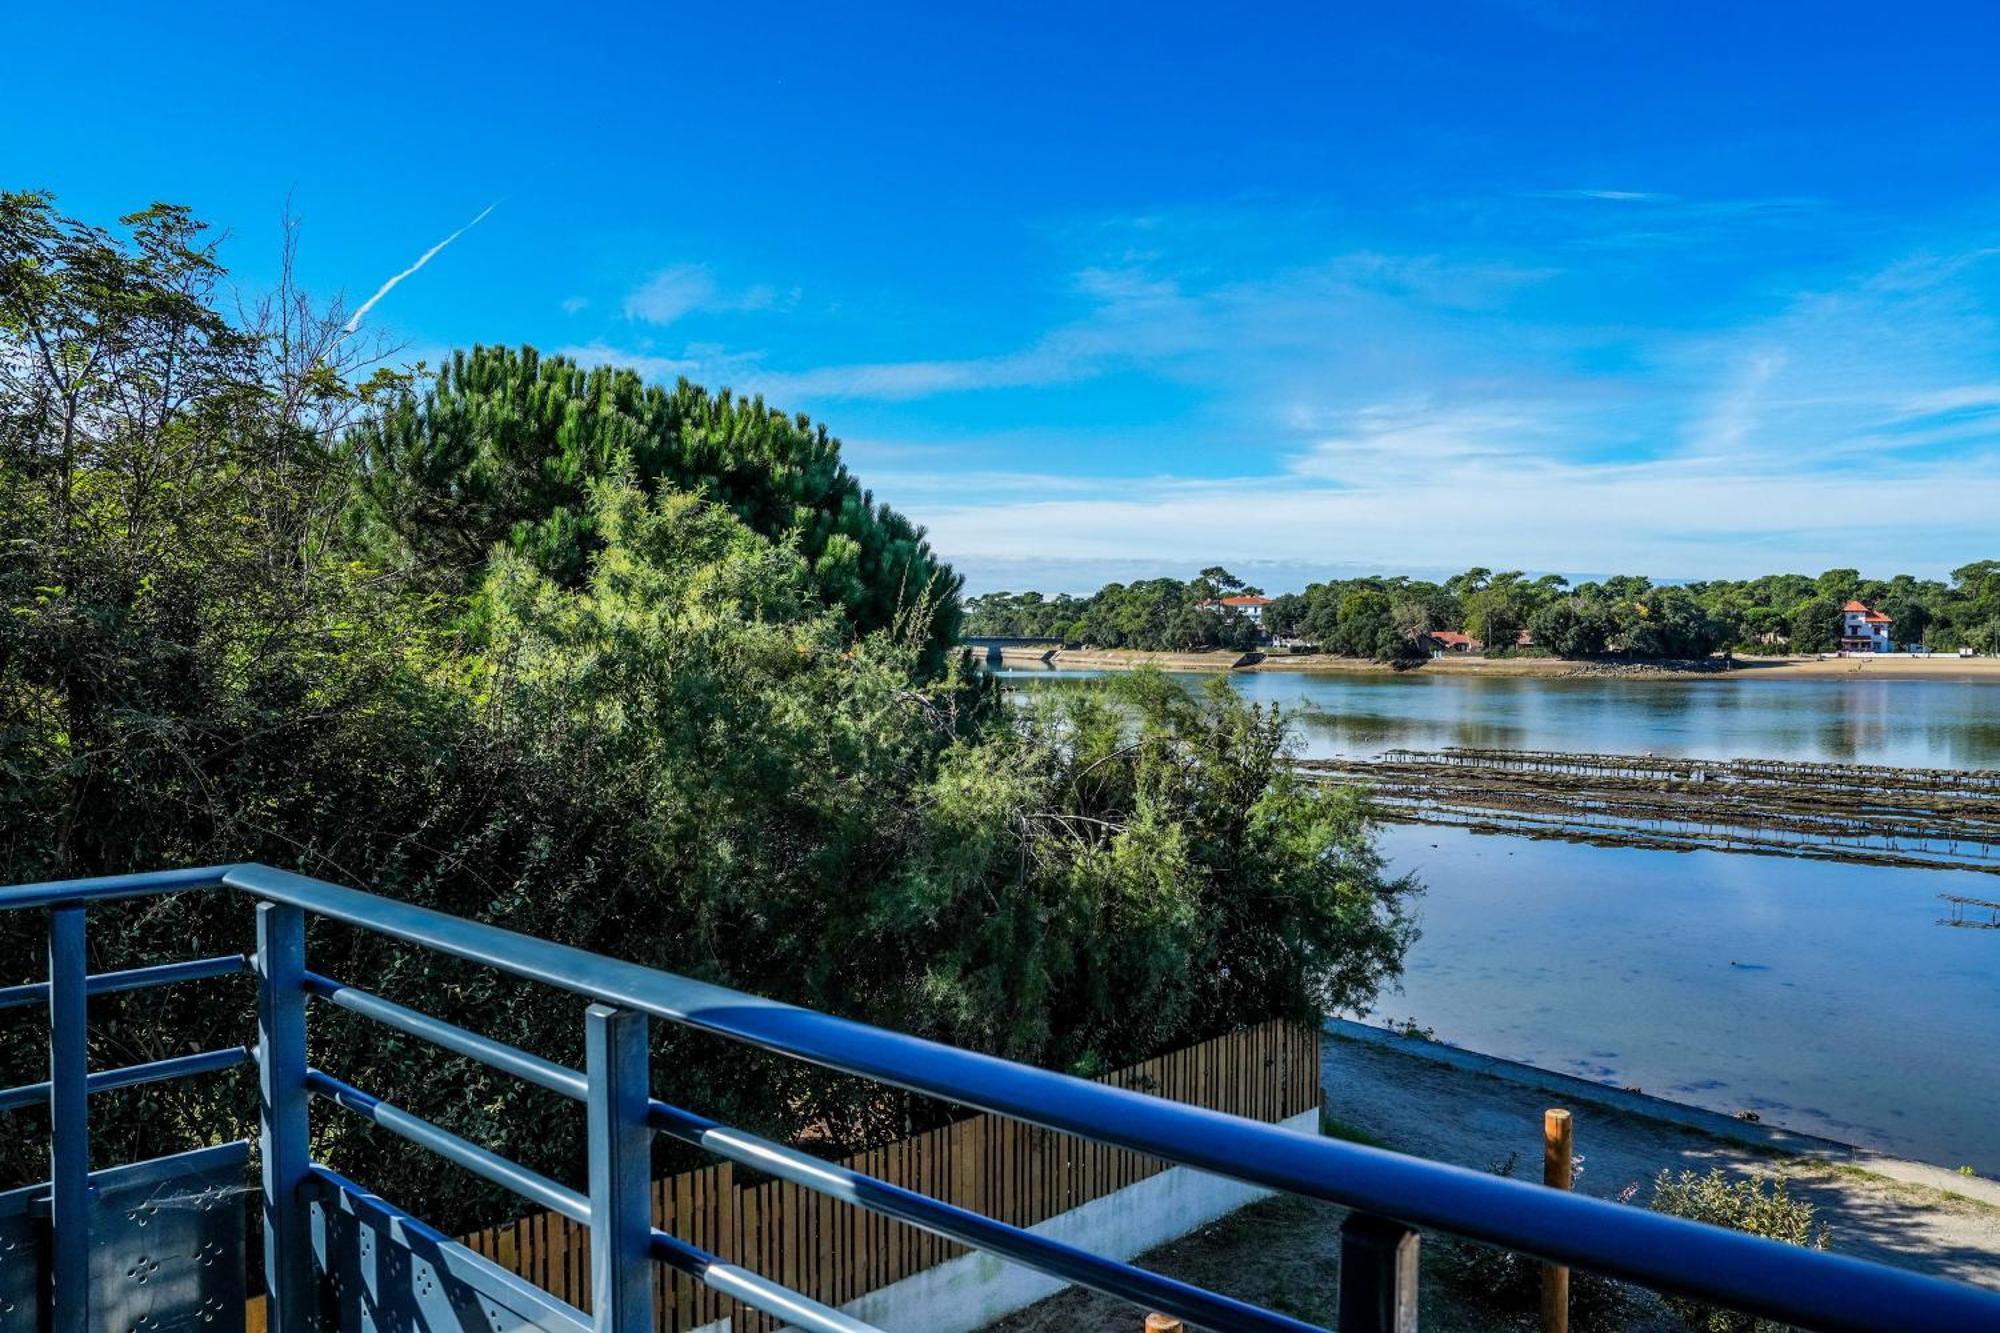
(1008, 670, 2000, 770)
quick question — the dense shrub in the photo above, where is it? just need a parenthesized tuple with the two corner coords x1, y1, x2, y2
(1649, 1168, 1830, 1332)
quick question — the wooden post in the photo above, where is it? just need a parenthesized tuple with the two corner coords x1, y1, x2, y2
(1143, 1315, 1184, 1332)
(1542, 1107, 1573, 1333)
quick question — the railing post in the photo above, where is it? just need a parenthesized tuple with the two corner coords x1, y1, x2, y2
(48, 905, 89, 1333)
(1339, 1211, 1420, 1333)
(586, 1003, 653, 1333)
(257, 902, 315, 1333)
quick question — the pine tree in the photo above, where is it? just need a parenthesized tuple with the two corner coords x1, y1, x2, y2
(343, 345, 963, 664)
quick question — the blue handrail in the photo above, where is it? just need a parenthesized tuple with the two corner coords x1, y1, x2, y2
(3, 861, 1998, 1333)
(0, 952, 248, 1010)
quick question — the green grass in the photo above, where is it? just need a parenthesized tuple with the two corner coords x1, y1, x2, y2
(1320, 1110, 1392, 1149)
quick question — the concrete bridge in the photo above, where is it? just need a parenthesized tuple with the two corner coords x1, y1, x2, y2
(960, 635, 1065, 664)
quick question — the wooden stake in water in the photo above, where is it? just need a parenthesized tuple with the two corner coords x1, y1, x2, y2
(1542, 1107, 1574, 1333)
(1144, 1314, 1184, 1332)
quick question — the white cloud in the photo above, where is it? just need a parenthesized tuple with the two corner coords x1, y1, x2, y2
(714, 250, 1555, 404)
(1902, 384, 2000, 415)
(1686, 350, 1786, 458)
(917, 447, 2000, 584)
(1527, 188, 1678, 203)
(555, 340, 767, 387)
(566, 203, 2000, 586)
(562, 296, 590, 315)
(623, 264, 780, 325)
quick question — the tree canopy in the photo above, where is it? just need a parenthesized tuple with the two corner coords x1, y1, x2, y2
(345, 343, 963, 666)
(964, 570, 1270, 654)
(971, 563, 2000, 660)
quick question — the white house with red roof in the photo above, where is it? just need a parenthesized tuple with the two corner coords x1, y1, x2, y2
(1840, 600, 1894, 653)
(1201, 594, 1273, 623)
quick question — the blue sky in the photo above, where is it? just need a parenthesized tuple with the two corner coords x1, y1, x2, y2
(9, 2, 2000, 592)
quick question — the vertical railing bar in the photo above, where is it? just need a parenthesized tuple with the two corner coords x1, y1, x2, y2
(47, 905, 89, 1333)
(1338, 1210, 1420, 1333)
(586, 1002, 653, 1333)
(257, 902, 315, 1333)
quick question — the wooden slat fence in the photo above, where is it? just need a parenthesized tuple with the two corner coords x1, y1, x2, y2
(255, 1019, 1320, 1332)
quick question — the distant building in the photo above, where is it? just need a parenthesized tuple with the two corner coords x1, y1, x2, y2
(1424, 630, 1481, 653)
(1839, 600, 1894, 653)
(1200, 595, 1273, 623)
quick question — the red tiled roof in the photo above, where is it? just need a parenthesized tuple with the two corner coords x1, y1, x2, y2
(1842, 599, 1893, 624)
(1429, 630, 1479, 648)
(1219, 595, 1272, 606)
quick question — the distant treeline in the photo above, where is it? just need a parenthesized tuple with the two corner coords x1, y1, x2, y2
(963, 565, 2000, 662)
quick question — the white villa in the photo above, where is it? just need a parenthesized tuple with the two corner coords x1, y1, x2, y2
(1840, 600, 1894, 653)
(1201, 595, 1272, 623)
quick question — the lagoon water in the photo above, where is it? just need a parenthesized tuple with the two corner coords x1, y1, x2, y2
(1000, 668, 2000, 1167)
(1381, 823, 2000, 1170)
(998, 666, 2000, 769)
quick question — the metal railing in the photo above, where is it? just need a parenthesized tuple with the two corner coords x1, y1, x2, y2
(3, 861, 1998, 1333)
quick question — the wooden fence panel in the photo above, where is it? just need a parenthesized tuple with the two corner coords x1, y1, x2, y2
(244, 1020, 1319, 1332)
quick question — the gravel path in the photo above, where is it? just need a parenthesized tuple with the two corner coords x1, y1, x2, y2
(990, 1029, 2000, 1331)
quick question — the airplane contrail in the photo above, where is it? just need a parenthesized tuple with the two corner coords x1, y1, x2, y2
(341, 203, 497, 336)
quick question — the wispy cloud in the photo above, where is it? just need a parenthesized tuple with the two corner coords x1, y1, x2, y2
(557, 197, 2000, 585)
(555, 340, 768, 388)
(921, 444, 2000, 588)
(684, 249, 1553, 403)
(1527, 188, 1678, 203)
(623, 264, 780, 324)
(342, 203, 496, 336)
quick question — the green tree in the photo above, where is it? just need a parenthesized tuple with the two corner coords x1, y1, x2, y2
(344, 344, 962, 666)
(1790, 596, 1842, 652)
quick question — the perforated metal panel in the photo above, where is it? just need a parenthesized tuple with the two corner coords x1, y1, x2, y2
(0, 1142, 250, 1333)
(87, 1142, 250, 1333)
(309, 1173, 587, 1333)
(0, 1179, 46, 1331)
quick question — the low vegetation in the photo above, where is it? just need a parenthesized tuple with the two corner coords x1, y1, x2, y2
(1648, 1169, 1830, 1332)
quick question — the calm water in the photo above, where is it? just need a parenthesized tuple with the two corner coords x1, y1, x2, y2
(1380, 824, 2000, 1171)
(1000, 668, 2000, 1166)
(997, 666, 2000, 769)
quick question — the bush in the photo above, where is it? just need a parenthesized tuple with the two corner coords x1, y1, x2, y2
(1648, 1169, 1830, 1332)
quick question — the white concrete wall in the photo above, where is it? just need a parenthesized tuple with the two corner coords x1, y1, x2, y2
(742, 1105, 1319, 1333)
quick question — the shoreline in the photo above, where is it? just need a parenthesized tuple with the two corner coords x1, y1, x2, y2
(996, 1021, 2000, 1330)
(1323, 1018, 2000, 1204)
(995, 646, 2000, 682)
